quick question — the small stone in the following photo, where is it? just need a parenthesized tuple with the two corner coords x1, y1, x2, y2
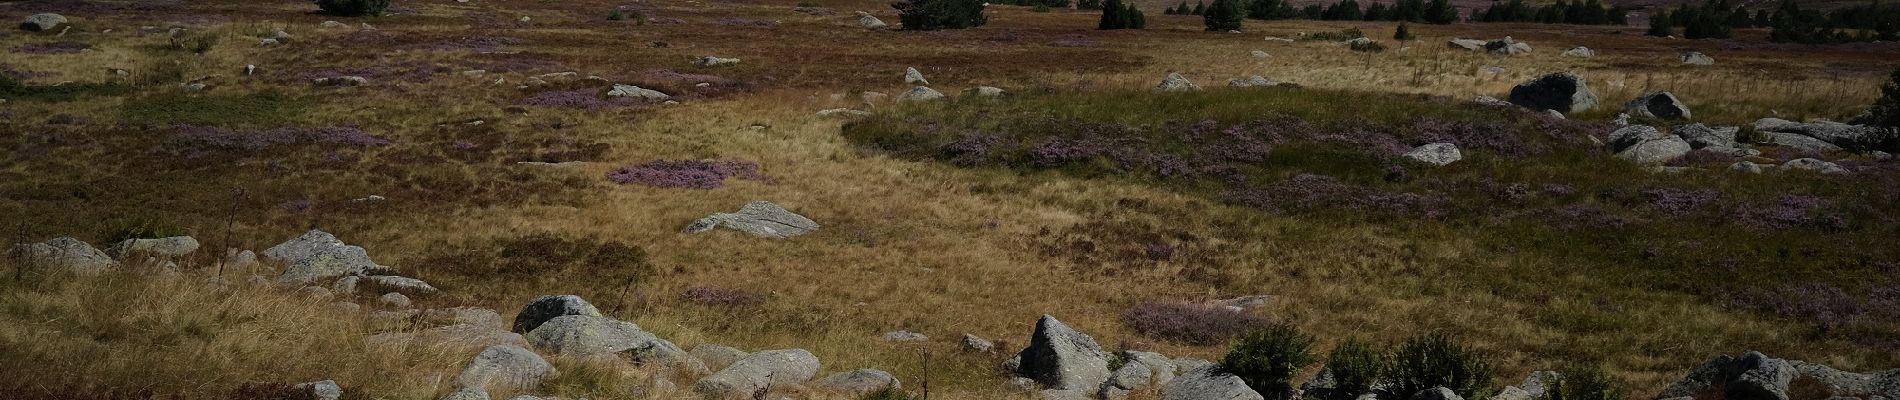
(881, 330, 928, 342)
(380, 292, 413, 308)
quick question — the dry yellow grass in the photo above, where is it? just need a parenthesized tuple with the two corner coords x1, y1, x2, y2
(1, 0, 1895, 398)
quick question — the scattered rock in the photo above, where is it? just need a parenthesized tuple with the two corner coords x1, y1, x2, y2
(1413, 386, 1466, 400)
(363, 275, 439, 295)
(1155, 73, 1199, 92)
(693, 349, 822, 398)
(21, 13, 69, 32)
(1778, 158, 1849, 175)
(817, 368, 900, 395)
(380, 292, 413, 308)
(1752, 118, 1895, 152)
(691, 344, 749, 372)
(682, 201, 820, 239)
(1730, 161, 1765, 174)
(1507, 72, 1598, 114)
(969, 86, 1005, 97)
(455, 345, 557, 393)
(606, 84, 671, 100)
(1673, 123, 1738, 149)
(294, 379, 343, 400)
(1448, 38, 1487, 51)
(320, 21, 349, 29)
(1561, 46, 1595, 58)
(1250, 50, 1270, 59)
(1227, 75, 1277, 87)
(1473, 95, 1513, 107)
(859, 14, 888, 29)
(1617, 134, 1692, 165)
(904, 67, 929, 85)
(1403, 143, 1463, 166)
(1625, 91, 1692, 120)
(313, 76, 368, 86)
(962, 334, 995, 353)
(1681, 51, 1715, 65)
(881, 330, 928, 342)
(817, 108, 873, 118)
(11, 237, 118, 275)
(1657, 351, 1793, 400)
(1009, 315, 1111, 391)
(524, 315, 650, 355)
(1161, 363, 1265, 400)
(512, 295, 604, 333)
(265, 229, 379, 283)
(1762, 131, 1846, 153)
(694, 56, 740, 67)
(1485, 37, 1532, 55)
(899, 86, 945, 102)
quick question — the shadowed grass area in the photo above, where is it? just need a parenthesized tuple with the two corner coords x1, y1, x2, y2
(120, 90, 317, 127)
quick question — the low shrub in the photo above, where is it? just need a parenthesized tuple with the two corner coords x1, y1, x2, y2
(1544, 365, 1622, 400)
(1221, 322, 1315, 400)
(1383, 333, 1494, 400)
(167, 30, 220, 54)
(316, 0, 391, 16)
(603, 160, 766, 189)
(1122, 301, 1273, 345)
(1322, 337, 1387, 400)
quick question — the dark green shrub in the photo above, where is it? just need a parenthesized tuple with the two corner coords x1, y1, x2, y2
(1544, 365, 1622, 400)
(1393, 23, 1415, 41)
(608, 9, 625, 20)
(1304, 27, 1365, 41)
(894, 0, 987, 30)
(1203, 0, 1244, 31)
(1034, 4, 1051, 12)
(1322, 337, 1387, 400)
(1383, 334, 1494, 400)
(1349, 39, 1385, 52)
(1870, 66, 1900, 128)
(1099, 0, 1146, 29)
(1221, 323, 1315, 400)
(316, 0, 390, 16)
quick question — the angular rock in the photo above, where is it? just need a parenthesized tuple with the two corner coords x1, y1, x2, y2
(1490, 386, 1533, 400)
(899, 86, 945, 102)
(693, 349, 821, 398)
(1485, 37, 1531, 55)
(1608, 125, 1666, 153)
(1162, 364, 1265, 400)
(1730, 161, 1765, 174)
(1156, 73, 1199, 92)
(683, 201, 820, 239)
(1561, 47, 1595, 58)
(1228, 76, 1277, 87)
(1101, 362, 1154, 395)
(1617, 135, 1692, 165)
(1753, 118, 1896, 152)
(1517, 370, 1560, 398)
(1763, 132, 1845, 153)
(1403, 143, 1463, 166)
(962, 334, 995, 353)
(606, 84, 670, 100)
(1674, 124, 1738, 149)
(380, 292, 412, 308)
(294, 379, 342, 400)
(692, 344, 749, 372)
(1625, 91, 1692, 120)
(1123, 351, 1179, 387)
(363, 275, 439, 295)
(1658, 351, 1794, 400)
(1414, 386, 1466, 400)
(512, 295, 603, 333)
(1012, 315, 1111, 391)
(1448, 38, 1486, 51)
(455, 345, 557, 393)
(333, 276, 360, 294)
(860, 14, 888, 29)
(881, 330, 928, 342)
(904, 67, 928, 85)
(969, 86, 1006, 97)
(1681, 51, 1715, 65)
(279, 250, 374, 284)
(11, 237, 117, 275)
(523, 315, 648, 355)
(1508, 72, 1598, 114)
(817, 368, 900, 395)
(104, 236, 200, 260)
(21, 13, 68, 32)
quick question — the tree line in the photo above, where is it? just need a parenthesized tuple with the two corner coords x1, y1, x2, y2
(1165, 0, 1459, 25)
(1644, 0, 1900, 43)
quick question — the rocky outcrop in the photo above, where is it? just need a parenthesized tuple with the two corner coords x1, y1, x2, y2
(1778, 158, 1849, 175)
(523, 315, 649, 355)
(683, 201, 820, 239)
(1008, 315, 1111, 391)
(1485, 37, 1532, 55)
(11, 237, 117, 275)
(454, 345, 558, 393)
(1508, 72, 1597, 114)
(1162, 364, 1266, 400)
(1625, 91, 1691, 120)
(693, 349, 821, 398)
(1651, 351, 1900, 400)
(511, 295, 603, 334)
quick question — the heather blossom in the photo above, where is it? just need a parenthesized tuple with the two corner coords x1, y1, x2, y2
(605, 159, 766, 189)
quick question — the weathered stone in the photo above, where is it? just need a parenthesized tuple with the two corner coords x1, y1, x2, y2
(363, 275, 439, 295)
(1753, 118, 1896, 152)
(524, 315, 647, 355)
(881, 330, 928, 342)
(512, 295, 603, 333)
(970, 86, 1006, 97)
(904, 67, 928, 85)
(1101, 362, 1154, 395)
(1448, 38, 1487, 51)
(1413, 386, 1466, 400)
(1485, 37, 1531, 55)
(693, 349, 822, 398)
(455, 345, 557, 393)
(691, 344, 749, 372)
(11, 237, 117, 275)
(1403, 143, 1463, 166)
(1617, 135, 1692, 165)
(265, 230, 378, 283)
(1156, 73, 1199, 92)
(859, 14, 888, 29)
(1561, 46, 1595, 58)
(899, 86, 945, 102)
(21, 13, 69, 32)
(1508, 72, 1597, 114)
(104, 236, 200, 260)
(1625, 91, 1692, 120)
(380, 292, 412, 308)
(1228, 75, 1277, 88)
(1162, 364, 1265, 400)
(1011, 315, 1111, 391)
(683, 201, 820, 239)
(962, 334, 995, 353)
(1674, 124, 1738, 149)
(817, 368, 900, 395)
(1681, 51, 1715, 65)
(313, 76, 368, 86)
(606, 84, 670, 100)
(693, 56, 740, 67)
(294, 379, 343, 400)
(1608, 125, 1667, 152)
(1473, 95, 1513, 107)
(441, 387, 490, 400)
(1730, 161, 1765, 174)
(816, 108, 873, 118)
(1778, 158, 1850, 175)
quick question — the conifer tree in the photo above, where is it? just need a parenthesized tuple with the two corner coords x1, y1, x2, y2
(1204, 0, 1244, 30)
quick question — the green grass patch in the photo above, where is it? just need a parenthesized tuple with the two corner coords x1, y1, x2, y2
(120, 90, 315, 127)
(0, 76, 135, 102)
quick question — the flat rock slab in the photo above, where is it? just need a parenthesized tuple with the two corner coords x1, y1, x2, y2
(684, 201, 819, 239)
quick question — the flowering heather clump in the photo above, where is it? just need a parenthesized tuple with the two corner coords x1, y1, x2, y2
(1724, 283, 1900, 335)
(1410, 117, 1546, 158)
(1226, 174, 1450, 220)
(1740, 194, 1830, 229)
(1666, 148, 1741, 167)
(1029, 136, 1114, 167)
(0, 64, 49, 81)
(1643, 187, 1721, 216)
(278, 199, 314, 213)
(682, 287, 764, 306)
(941, 132, 1008, 166)
(14, 41, 91, 54)
(157, 125, 391, 158)
(604, 159, 765, 189)
(1544, 203, 1633, 231)
(520, 88, 636, 109)
(1122, 301, 1273, 345)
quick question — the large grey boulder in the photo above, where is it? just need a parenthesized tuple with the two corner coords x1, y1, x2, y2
(692, 344, 748, 372)
(904, 67, 928, 85)
(1753, 118, 1896, 152)
(693, 349, 821, 398)
(1162, 364, 1266, 400)
(1156, 73, 1199, 92)
(1403, 143, 1463, 166)
(1617, 135, 1692, 165)
(1681, 51, 1715, 66)
(1561, 47, 1595, 58)
(1625, 91, 1692, 120)
(1763, 132, 1845, 153)
(1508, 72, 1598, 114)
(455, 345, 558, 393)
(1608, 125, 1666, 153)
(1656, 351, 1793, 400)
(441, 387, 490, 400)
(899, 86, 945, 102)
(104, 236, 200, 260)
(1673, 124, 1738, 149)
(1777, 158, 1850, 175)
(294, 379, 343, 400)
(816, 368, 900, 395)
(524, 315, 648, 355)
(1010, 315, 1111, 391)
(683, 201, 820, 239)
(512, 295, 603, 333)
(1448, 38, 1487, 51)
(1413, 386, 1466, 400)
(20, 13, 67, 32)
(265, 230, 379, 284)
(11, 237, 117, 275)
(606, 84, 671, 100)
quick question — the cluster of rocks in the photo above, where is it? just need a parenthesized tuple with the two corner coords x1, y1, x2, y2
(998, 315, 1264, 400)
(815, 68, 1003, 114)
(1656, 351, 1900, 400)
(1448, 37, 1532, 56)
(1156, 73, 1295, 92)
(10, 235, 208, 275)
